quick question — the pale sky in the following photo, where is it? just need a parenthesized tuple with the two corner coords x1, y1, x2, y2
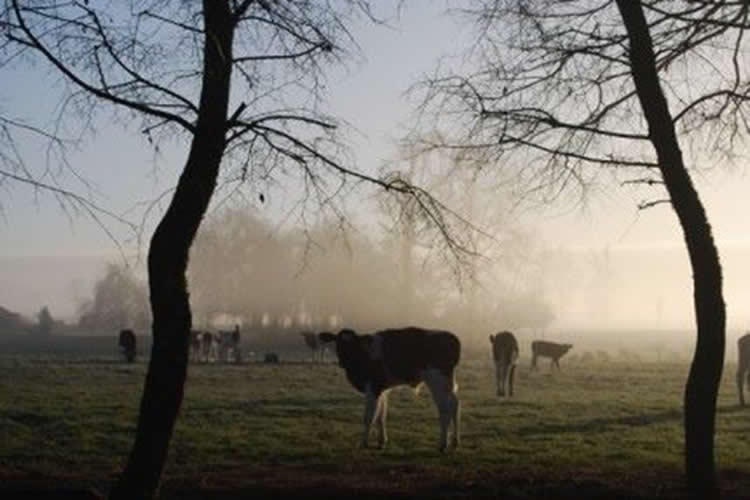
(2, 1, 750, 330)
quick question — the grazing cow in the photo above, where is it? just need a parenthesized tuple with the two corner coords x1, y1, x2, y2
(217, 325, 241, 363)
(201, 331, 217, 362)
(118, 329, 136, 363)
(300, 330, 332, 363)
(489, 331, 519, 397)
(737, 333, 750, 406)
(531, 340, 573, 371)
(320, 326, 461, 452)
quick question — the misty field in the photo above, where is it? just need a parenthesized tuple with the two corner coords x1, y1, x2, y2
(2, 344, 750, 499)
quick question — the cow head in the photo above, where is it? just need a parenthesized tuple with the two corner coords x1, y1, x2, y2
(563, 344, 573, 353)
(319, 329, 373, 369)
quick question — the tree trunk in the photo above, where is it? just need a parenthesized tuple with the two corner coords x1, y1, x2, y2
(615, 2, 726, 498)
(109, 2, 235, 498)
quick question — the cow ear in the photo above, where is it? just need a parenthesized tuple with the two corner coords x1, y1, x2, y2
(489, 335, 495, 343)
(319, 332, 336, 343)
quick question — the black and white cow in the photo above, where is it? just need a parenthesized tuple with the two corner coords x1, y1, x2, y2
(319, 327, 461, 452)
(531, 340, 573, 371)
(217, 324, 242, 363)
(300, 330, 332, 363)
(118, 329, 136, 363)
(737, 332, 750, 406)
(201, 331, 217, 362)
(489, 331, 519, 397)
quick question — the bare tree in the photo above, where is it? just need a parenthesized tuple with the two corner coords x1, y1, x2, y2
(415, 0, 750, 496)
(2, 1, 470, 497)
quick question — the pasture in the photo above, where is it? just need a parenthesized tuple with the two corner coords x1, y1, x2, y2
(2, 339, 750, 498)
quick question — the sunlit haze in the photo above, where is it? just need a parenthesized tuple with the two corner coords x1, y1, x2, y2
(2, 0, 750, 341)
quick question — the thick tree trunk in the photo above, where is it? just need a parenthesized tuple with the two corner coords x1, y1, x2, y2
(109, 2, 235, 498)
(616, 2, 726, 498)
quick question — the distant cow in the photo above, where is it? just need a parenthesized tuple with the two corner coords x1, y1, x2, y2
(737, 333, 750, 406)
(190, 330, 203, 362)
(201, 331, 217, 362)
(217, 325, 241, 363)
(320, 327, 461, 452)
(300, 330, 332, 363)
(264, 352, 280, 364)
(490, 331, 519, 397)
(118, 329, 136, 363)
(531, 340, 573, 371)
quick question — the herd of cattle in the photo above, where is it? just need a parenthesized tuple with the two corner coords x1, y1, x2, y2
(190, 325, 242, 363)
(116, 325, 750, 451)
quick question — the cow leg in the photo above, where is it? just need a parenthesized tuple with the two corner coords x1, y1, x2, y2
(509, 364, 516, 397)
(495, 360, 505, 397)
(739, 365, 746, 406)
(374, 391, 389, 449)
(449, 387, 461, 450)
(425, 370, 459, 451)
(361, 386, 379, 448)
(531, 354, 537, 370)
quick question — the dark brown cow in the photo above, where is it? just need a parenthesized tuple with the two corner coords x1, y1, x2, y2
(531, 340, 572, 371)
(737, 333, 750, 406)
(217, 324, 241, 363)
(118, 329, 136, 363)
(320, 326, 461, 451)
(490, 331, 519, 397)
(264, 352, 280, 364)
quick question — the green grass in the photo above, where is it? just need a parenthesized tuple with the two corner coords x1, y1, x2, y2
(2, 354, 750, 498)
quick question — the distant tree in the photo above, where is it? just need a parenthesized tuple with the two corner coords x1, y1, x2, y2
(189, 206, 297, 327)
(78, 263, 150, 332)
(35, 305, 54, 336)
(0, 305, 28, 334)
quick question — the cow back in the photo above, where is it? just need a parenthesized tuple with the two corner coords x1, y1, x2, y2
(491, 331, 518, 364)
(376, 327, 461, 382)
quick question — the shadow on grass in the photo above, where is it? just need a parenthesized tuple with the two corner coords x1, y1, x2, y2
(0, 479, 688, 500)
(516, 403, 748, 438)
(2, 409, 58, 427)
(7, 465, 750, 500)
(517, 408, 683, 436)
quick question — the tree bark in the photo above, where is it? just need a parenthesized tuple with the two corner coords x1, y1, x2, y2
(615, 2, 726, 498)
(109, 2, 235, 498)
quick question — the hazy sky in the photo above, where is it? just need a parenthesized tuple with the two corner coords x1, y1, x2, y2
(2, 1, 750, 329)
(2, 1, 749, 258)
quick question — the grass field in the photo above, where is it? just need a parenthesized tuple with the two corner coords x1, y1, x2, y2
(2, 342, 750, 499)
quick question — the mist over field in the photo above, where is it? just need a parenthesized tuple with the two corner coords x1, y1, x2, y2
(3, 231, 750, 362)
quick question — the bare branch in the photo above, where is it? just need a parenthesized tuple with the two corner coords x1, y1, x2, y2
(9, 1, 197, 133)
(637, 199, 672, 210)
